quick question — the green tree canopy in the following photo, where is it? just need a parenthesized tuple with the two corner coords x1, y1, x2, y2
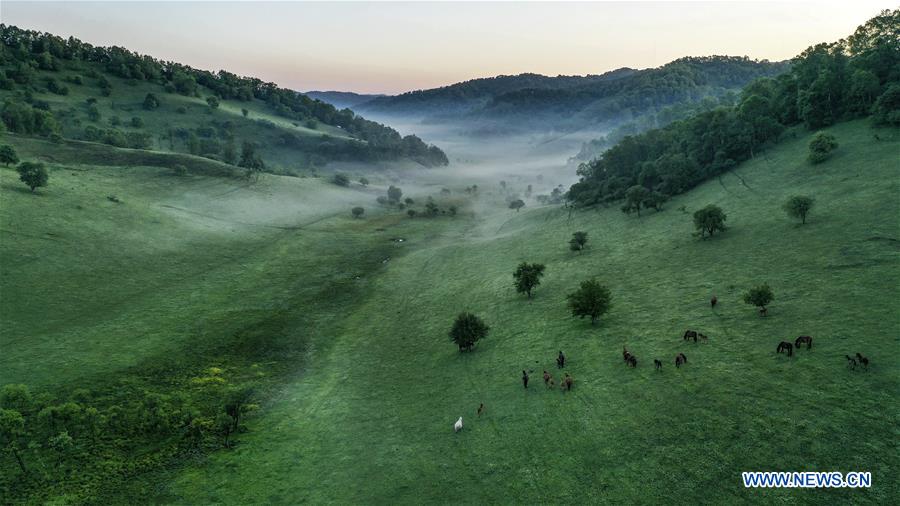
(449, 312, 489, 352)
(783, 195, 815, 224)
(0, 145, 19, 166)
(569, 231, 588, 252)
(743, 283, 775, 314)
(513, 262, 546, 298)
(16, 161, 48, 192)
(808, 132, 838, 164)
(566, 279, 612, 325)
(693, 205, 727, 238)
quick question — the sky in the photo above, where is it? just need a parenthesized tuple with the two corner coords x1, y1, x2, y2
(0, 1, 893, 95)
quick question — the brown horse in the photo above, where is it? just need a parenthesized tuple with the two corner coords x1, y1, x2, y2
(627, 355, 637, 368)
(675, 353, 687, 368)
(711, 295, 718, 308)
(759, 307, 768, 317)
(543, 370, 552, 387)
(855, 353, 869, 369)
(683, 330, 698, 341)
(776, 341, 793, 357)
(563, 373, 573, 391)
(845, 355, 857, 369)
(654, 359, 662, 370)
(698, 333, 708, 341)
(795, 335, 812, 350)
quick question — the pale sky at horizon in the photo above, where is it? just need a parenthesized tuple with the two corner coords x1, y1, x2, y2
(0, 1, 893, 95)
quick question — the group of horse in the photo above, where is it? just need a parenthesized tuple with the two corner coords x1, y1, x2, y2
(622, 346, 689, 370)
(522, 351, 574, 391)
(845, 353, 870, 369)
(775, 335, 813, 357)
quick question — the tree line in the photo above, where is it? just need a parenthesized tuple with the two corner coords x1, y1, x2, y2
(569, 9, 899, 207)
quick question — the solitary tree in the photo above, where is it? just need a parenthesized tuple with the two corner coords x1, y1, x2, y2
(387, 185, 402, 203)
(351, 206, 365, 218)
(407, 209, 417, 218)
(0, 145, 19, 166)
(332, 173, 350, 186)
(693, 205, 727, 238)
(569, 231, 588, 252)
(238, 141, 264, 176)
(16, 162, 48, 192)
(783, 195, 815, 224)
(509, 199, 525, 212)
(808, 132, 838, 164)
(743, 283, 774, 316)
(513, 262, 546, 298)
(206, 96, 220, 109)
(142, 93, 160, 110)
(241, 108, 249, 117)
(358, 177, 369, 187)
(449, 312, 489, 352)
(567, 279, 612, 325)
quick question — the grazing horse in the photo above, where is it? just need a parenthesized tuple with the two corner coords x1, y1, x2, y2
(654, 359, 662, 370)
(627, 355, 637, 368)
(563, 373, 573, 391)
(557, 350, 566, 369)
(683, 330, 698, 341)
(454, 416, 463, 433)
(795, 335, 813, 350)
(623, 346, 632, 363)
(759, 307, 768, 317)
(776, 341, 793, 357)
(675, 353, 687, 368)
(711, 295, 718, 308)
(698, 333, 708, 341)
(845, 355, 858, 369)
(855, 353, 869, 369)
(477, 403, 484, 416)
(522, 370, 529, 388)
(543, 370, 552, 387)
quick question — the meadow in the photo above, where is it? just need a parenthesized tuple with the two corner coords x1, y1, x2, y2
(163, 120, 897, 504)
(1, 118, 898, 503)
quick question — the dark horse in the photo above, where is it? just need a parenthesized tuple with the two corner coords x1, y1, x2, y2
(675, 353, 687, 368)
(654, 359, 662, 370)
(794, 335, 813, 350)
(522, 370, 529, 388)
(845, 355, 857, 369)
(557, 350, 566, 369)
(626, 355, 637, 368)
(855, 353, 869, 369)
(683, 330, 698, 341)
(776, 341, 793, 357)
(711, 295, 718, 308)
(622, 346, 632, 363)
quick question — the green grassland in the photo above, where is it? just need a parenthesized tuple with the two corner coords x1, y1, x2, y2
(1, 120, 898, 503)
(165, 120, 898, 504)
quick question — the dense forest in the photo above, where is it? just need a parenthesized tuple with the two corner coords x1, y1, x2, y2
(0, 25, 448, 169)
(568, 9, 900, 207)
(357, 57, 787, 134)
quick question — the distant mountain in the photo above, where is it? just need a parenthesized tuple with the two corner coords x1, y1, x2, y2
(357, 57, 789, 135)
(305, 90, 385, 110)
(358, 68, 636, 118)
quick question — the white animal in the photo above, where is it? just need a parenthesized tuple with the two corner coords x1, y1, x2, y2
(453, 416, 463, 433)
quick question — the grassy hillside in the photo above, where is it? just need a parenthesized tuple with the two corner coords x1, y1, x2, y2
(0, 24, 448, 173)
(155, 120, 894, 504)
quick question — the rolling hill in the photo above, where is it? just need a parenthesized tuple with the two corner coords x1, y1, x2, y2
(0, 24, 448, 173)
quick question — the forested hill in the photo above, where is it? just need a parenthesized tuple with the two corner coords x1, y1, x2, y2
(0, 25, 449, 172)
(357, 68, 637, 117)
(356, 57, 787, 134)
(568, 8, 900, 208)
